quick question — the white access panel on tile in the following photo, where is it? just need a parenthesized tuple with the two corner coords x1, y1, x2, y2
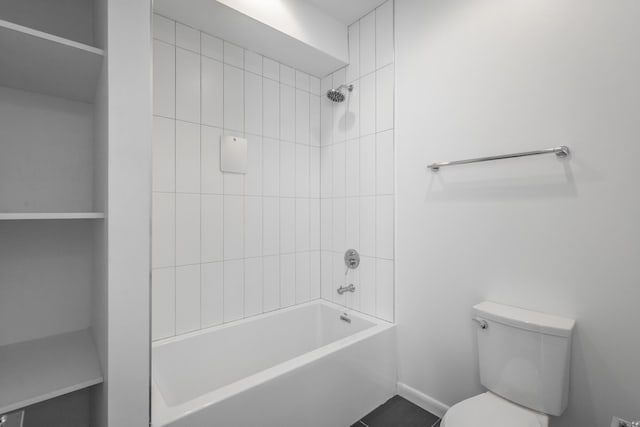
(220, 135, 248, 174)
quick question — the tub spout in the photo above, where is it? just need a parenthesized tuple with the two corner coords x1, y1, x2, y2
(337, 284, 355, 295)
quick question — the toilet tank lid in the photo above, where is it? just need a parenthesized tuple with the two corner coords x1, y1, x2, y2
(473, 301, 575, 337)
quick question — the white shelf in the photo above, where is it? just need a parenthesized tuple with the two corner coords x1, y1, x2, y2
(0, 212, 105, 221)
(0, 329, 103, 414)
(0, 19, 104, 103)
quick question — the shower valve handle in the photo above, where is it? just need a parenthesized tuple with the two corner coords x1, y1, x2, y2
(344, 249, 360, 271)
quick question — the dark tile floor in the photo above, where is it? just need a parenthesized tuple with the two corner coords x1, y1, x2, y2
(351, 395, 441, 427)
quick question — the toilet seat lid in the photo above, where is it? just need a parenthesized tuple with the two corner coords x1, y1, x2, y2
(442, 392, 548, 427)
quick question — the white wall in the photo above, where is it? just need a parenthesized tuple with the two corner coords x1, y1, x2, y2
(91, 0, 108, 425)
(105, 0, 152, 425)
(395, 0, 640, 425)
(0, 220, 93, 347)
(0, 87, 95, 346)
(0, 0, 94, 45)
(151, 15, 322, 341)
(0, 88, 94, 213)
(320, 1, 395, 322)
(0, 84, 98, 385)
(22, 390, 92, 427)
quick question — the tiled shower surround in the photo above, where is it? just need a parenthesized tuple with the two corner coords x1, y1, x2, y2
(151, 1, 394, 340)
(320, 1, 395, 322)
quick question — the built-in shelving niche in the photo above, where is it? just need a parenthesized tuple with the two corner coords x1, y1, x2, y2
(0, 213, 105, 221)
(0, 19, 104, 103)
(0, 0, 106, 421)
(0, 330, 103, 415)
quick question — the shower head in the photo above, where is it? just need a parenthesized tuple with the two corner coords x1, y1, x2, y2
(326, 84, 353, 103)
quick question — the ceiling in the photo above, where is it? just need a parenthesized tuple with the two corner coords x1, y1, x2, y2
(303, 0, 387, 25)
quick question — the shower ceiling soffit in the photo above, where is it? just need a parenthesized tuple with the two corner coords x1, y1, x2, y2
(303, 0, 388, 25)
(154, 0, 349, 77)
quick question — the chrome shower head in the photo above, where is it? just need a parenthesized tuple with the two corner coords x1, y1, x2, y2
(326, 84, 353, 103)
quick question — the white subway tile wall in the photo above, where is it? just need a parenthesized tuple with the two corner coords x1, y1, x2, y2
(175, 264, 201, 334)
(152, 1, 395, 338)
(320, 1, 395, 322)
(152, 16, 322, 340)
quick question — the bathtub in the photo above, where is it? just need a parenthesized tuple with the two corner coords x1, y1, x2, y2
(152, 300, 396, 427)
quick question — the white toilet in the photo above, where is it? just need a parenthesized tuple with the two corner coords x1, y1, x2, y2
(441, 301, 575, 427)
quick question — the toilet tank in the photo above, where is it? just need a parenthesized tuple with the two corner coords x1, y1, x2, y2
(473, 301, 575, 416)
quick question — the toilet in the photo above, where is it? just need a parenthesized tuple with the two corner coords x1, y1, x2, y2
(441, 301, 575, 427)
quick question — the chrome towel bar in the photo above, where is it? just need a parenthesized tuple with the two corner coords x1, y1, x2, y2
(427, 146, 570, 171)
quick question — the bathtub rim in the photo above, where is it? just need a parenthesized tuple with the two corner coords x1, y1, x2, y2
(151, 299, 395, 427)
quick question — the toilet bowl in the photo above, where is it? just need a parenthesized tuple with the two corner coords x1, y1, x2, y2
(441, 392, 548, 427)
(441, 301, 575, 427)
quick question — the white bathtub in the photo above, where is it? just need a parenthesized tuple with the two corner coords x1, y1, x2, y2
(152, 300, 396, 427)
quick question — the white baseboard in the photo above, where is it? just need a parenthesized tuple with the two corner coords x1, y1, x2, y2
(397, 382, 450, 418)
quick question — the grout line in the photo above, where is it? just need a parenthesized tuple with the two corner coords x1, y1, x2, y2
(241, 45, 246, 320)
(260, 53, 266, 316)
(372, 6, 379, 319)
(293, 77, 297, 307)
(308, 91, 313, 301)
(221, 51, 226, 326)
(389, 0, 396, 323)
(278, 71, 282, 311)
(158, 114, 330, 144)
(199, 47, 203, 329)
(341, 70, 348, 308)
(172, 32, 178, 337)
(152, 38, 174, 50)
(156, 190, 322, 198)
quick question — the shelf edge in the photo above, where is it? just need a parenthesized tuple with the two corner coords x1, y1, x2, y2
(0, 213, 105, 220)
(0, 377, 103, 415)
(0, 329, 104, 414)
(0, 18, 104, 57)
